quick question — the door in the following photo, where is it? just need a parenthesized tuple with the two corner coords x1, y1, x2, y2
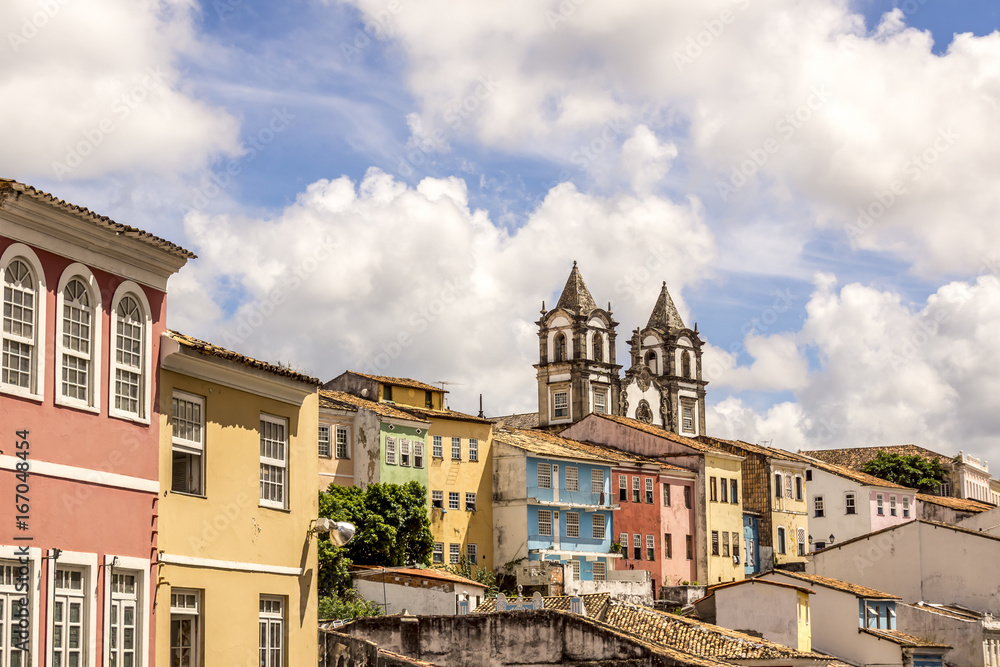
(743, 516, 760, 575)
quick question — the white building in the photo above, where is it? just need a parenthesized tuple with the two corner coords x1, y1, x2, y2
(691, 578, 813, 652)
(350, 566, 487, 616)
(898, 602, 1000, 667)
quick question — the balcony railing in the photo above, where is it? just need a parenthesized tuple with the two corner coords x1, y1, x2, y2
(526, 487, 610, 506)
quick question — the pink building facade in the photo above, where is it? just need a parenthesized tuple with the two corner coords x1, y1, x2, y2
(1, 180, 192, 667)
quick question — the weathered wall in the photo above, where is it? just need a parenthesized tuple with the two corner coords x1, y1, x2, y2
(897, 603, 987, 667)
(563, 577, 653, 606)
(714, 582, 802, 652)
(353, 576, 487, 616)
(959, 505, 1000, 535)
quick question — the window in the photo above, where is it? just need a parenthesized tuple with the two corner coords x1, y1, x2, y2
(632, 476, 641, 503)
(318, 425, 331, 458)
(711, 531, 719, 556)
(593, 390, 606, 414)
(538, 510, 552, 537)
(845, 492, 857, 515)
(570, 560, 580, 580)
(619, 475, 627, 501)
(413, 441, 424, 468)
(784, 474, 793, 499)
(890, 495, 897, 516)
(722, 531, 730, 557)
(719, 477, 727, 503)
(592, 332, 603, 361)
(58, 274, 98, 406)
(400, 439, 412, 467)
(663, 483, 671, 507)
(53, 567, 88, 667)
(682, 351, 692, 378)
(431, 490, 444, 509)
(645, 478, 654, 504)
(794, 475, 803, 500)
(877, 494, 884, 516)
(592, 469, 605, 496)
(259, 596, 284, 667)
(633, 534, 642, 560)
(2, 251, 43, 396)
(172, 392, 205, 495)
(449, 544, 460, 564)
(902, 495, 910, 518)
(432, 435, 443, 458)
(538, 462, 552, 489)
(111, 289, 149, 420)
(797, 529, 806, 556)
(684, 486, 692, 509)
(775, 472, 783, 499)
(467, 544, 477, 562)
(592, 513, 606, 540)
(646, 535, 655, 560)
(433, 543, 444, 563)
(619, 533, 628, 559)
(469, 438, 479, 462)
(592, 562, 606, 581)
(664, 533, 673, 558)
(685, 535, 693, 560)
(806, 469, 813, 482)
(448, 492, 460, 510)
(730, 479, 738, 504)
(385, 437, 397, 465)
(170, 589, 200, 667)
(680, 399, 695, 433)
(814, 496, 825, 518)
(553, 332, 567, 361)
(566, 466, 579, 492)
(465, 493, 476, 511)
(553, 391, 569, 418)
(425, 390, 433, 408)
(566, 512, 580, 538)
(731, 532, 739, 561)
(1, 560, 31, 667)
(710, 477, 717, 502)
(451, 437, 461, 460)
(335, 426, 350, 459)
(383, 385, 393, 401)
(260, 415, 288, 508)
(777, 527, 786, 554)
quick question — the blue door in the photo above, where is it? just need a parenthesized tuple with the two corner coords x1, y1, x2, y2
(743, 515, 760, 575)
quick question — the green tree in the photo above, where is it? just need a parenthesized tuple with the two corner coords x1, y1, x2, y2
(317, 481, 434, 598)
(859, 452, 948, 493)
(444, 556, 498, 596)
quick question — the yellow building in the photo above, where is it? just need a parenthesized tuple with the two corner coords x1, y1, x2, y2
(703, 451, 746, 584)
(770, 459, 810, 567)
(157, 331, 321, 667)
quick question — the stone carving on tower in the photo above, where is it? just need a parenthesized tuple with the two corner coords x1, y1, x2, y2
(534, 262, 621, 430)
(620, 281, 708, 437)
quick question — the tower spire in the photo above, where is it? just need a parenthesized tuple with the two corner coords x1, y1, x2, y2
(645, 281, 685, 331)
(555, 261, 598, 315)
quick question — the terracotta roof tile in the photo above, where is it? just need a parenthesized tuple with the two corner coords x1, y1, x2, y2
(494, 426, 682, 471)
(351, 565, 485, 589)
(903, 602, 984, 621)
(587, 413, 729, 454)
(916, 493, 994, 513)
(803, 445, 954, 470)
(345, 371, 445, 393)
(792, 453, 913, 490)
(1, 179, 196, 259)
(473, 593, 611, 618)
(699, 436, 802, 463)
(398, 405, 493, 424)
(861, 628, 950, 649)
(166, 331, 320, 385)
(489, 412, 540, 429)
(319, 390, 429, 423)
(765, 571, 900, 599)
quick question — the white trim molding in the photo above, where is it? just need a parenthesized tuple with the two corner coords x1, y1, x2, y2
(46, 549, 99, 667)
(0, 545, 42, 667)
(157, 553, 302, 576)
(54, 263, 103, 413)
(0, 455, 158, 493)
(0, 243, 47, 402)
(102, 555, 152, 667)
(108, 281, 153, 425)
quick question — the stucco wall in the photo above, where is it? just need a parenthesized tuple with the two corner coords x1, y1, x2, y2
(897, 603, 986, 667)
(318, 409, 356, 491)
(715, 583, 803, 651)
(959, 506, 1000, 536)
(354, 577, 487, 616)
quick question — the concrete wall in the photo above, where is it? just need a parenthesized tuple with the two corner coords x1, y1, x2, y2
(354, 577, 487, 616)
(897, 603, 988, 667)
(715, 582, 803, 652)
(959, 506, 1000, 536)
(563, 577, 653, 607)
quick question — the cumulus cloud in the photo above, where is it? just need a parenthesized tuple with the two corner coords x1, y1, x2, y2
(0, 0, 240, 181)
(170, 169, 716, 416)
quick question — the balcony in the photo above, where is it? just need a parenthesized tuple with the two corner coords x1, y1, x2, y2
(526, 487, 613, 508)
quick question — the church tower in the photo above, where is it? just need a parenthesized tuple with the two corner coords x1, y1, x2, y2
(620, 282, 708, 436)
(535, 262, 621, 430)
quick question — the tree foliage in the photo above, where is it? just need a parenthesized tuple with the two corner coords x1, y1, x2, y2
(443, 556, 498, 597)
(859, 452, 948, 493)
(318, 481, 434, 597)
(318, 590, 382, 621)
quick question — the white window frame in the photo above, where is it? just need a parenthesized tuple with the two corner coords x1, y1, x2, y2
(591, 469, 604, 496)
(432, 435, 443, 458)
(385, 436, 397, 465)
(570, 559, 580, 580)
(566, 512, 580, 538)
(814, 495, 825, 518)
(172, 390, 206, 496)
(845, 492, 857, 515)
(552, 390, 569, 420)
(47, 550, 98, 667)
(646, 534, 655, 561)
(890, 495, 898, 517)
(259, 413, 289, 510)
(259, 595, 284, 667)
(537, 462, 552, 489)
(467, 543, 477, 562)
(448, 492, 460, 510)
(645, 477, 654, 504)
(468, 438, 479, 462)
(538, 510, 553, 537)
(335, 425, 350, 459)
(776, 527, 786, 554)
(0, 546, 41, 665)
(449, 544, 460, 564)
(55, 264, 102, 412)
(431, 490, 443, 509)
(399, 439, 411, 467)
(877, 494, 885, 516)
(318, 424, 332, 458)
(108, 282, 152, 423)
(902, 495, 910, 518)
(632, 476, 640, 503)
(103, 555, 149, 667)
(796, 528, 806, 556)
(592, 513, 606, 540)
(413, 440, 424, 468)
(432, 543, 444, 563)
(680, 398, 695, 434)
(451, 437, 462, 460)
(593, 390, 606, 414)
(0, 244, 47, 401)
(566, 466, 579, 492)
(465, 492, 476, 511)
(169, 587, 201, 667)
(592, 562, 607, 581)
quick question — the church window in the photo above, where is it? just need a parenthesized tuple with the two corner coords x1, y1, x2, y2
(644, 350, 657, 374)
(593, 332, 603, 362)
(682, 351, 692, 378)
(594, 390, 607, 414)
(553, 391, 569, 419)
(680, 398, 696, 433)
(554, 333, 567, 361)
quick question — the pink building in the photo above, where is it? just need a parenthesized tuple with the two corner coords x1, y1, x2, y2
(1, 180, 192, 667)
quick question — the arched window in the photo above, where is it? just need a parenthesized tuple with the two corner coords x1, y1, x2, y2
(644, 350, 657, 375)
(554, 333, 567, 362)
(776, 527, 786, 554)
(56, 265, 102, 409)
(110, 283, 151, 421)
(682, 351, 692, 378)
(592, 332, 603, 362)
(1, 245, 46, 397)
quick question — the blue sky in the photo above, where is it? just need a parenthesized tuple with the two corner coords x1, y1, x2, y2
(4, 0, 1000, 462)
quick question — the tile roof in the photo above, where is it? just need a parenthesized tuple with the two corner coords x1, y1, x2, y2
(553, 261, 598, 315)
(904, 602, 984, 621)
(586, 413, 733, 455)
(345, 371, 445, 393)
(351, 565, 485, 589)
(319, 390, 429, 423)
(473, 593, 612, 618)
(699, 435, 802, 463)
(706, 578, 814, 597)
(166, 331, 321, 385)
(793, 452, 913, 490)
(376, 648, 438, 667)
(645, 281, 686, 331)
(489, 412, 540, 430)
(916, 493, 994, 513)
(764, 571, 901, 600)
(493, 427, 622, 464)
(1, 179, 196, 259)
(803, 445, 954, 470)
(860, 628, 950, 649)
(396, 405, 493, 424)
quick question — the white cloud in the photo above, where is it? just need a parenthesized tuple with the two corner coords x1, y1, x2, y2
(171, 169, 716, 416)
(620, 125, 678, 196)
(0, 0, 240, 181)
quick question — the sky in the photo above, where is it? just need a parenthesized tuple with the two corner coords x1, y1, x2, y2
(3, 0, 1000, 463)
